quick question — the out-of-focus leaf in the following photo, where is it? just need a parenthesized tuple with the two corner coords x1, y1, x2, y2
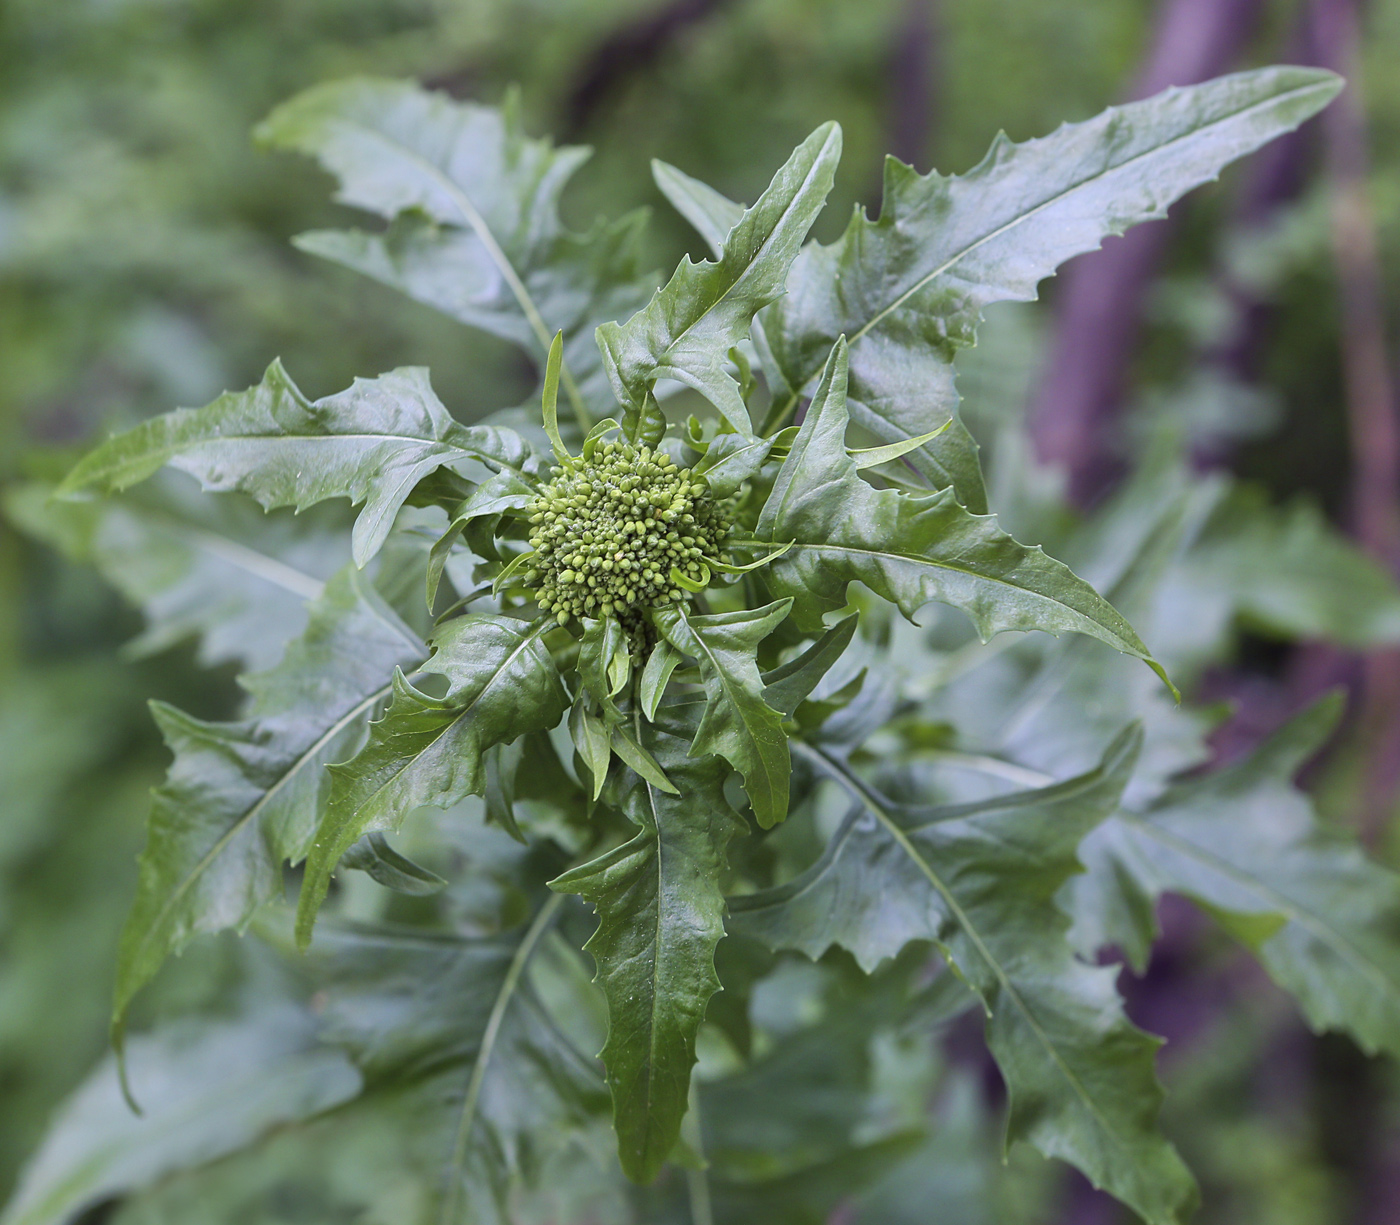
(598, 123, 841, 441)
(654, 601, 791, 827)
(0, 1003, 362, 1225)
(550, 707, 745, 1184)
(301, 910, 613, 1225)
(57, 363, 535, 566)
(1073, 696, 1400, 1060)
(761, 613, 859, 718)
(756, 341, 1172, 691)
(1176, 490, 1400, 649)
(732, 727, 1199, 1225)
(5, 476, 344, 671)
(341, 833, 446, 896)
(259, 79, 656, 424)
(761, 67, 1342, 512)
(297, 613, 568, 946)
(112, 567, 423, 1044)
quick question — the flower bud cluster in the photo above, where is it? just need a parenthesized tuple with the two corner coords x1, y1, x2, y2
(524, 441, 730, 631)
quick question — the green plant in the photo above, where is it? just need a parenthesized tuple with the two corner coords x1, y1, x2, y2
(10, 62, 1400, 1225)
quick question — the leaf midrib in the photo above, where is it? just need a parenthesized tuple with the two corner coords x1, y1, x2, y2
(1118, 811, 1400, 1004)
(796, 743, 1126, 1149)
(842, 78, 1334, 351)
(132, 680, 400, 974)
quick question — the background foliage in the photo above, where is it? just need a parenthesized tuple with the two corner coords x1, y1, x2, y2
(6, 1, 1400, 1222)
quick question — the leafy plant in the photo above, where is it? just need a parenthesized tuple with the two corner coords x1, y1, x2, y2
(13, 62, 1400, 1225)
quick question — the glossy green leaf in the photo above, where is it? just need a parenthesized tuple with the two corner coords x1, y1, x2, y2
(550, 709, 745, 1183)
(732, 728, 1199, 1225)
(58, 362, 536, 566)
(756, 340, 1172, 691)
(260, 80, 655, 424)
(1073, 696, 1400, 1060)
(761, 67, 1341, 511)
(654, 600, 793, 827)
(598, 123, 841, 440)
(112, 567, 423, 1046)
(296, 614, 568, 946)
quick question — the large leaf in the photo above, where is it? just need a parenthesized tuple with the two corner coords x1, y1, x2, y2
(756, 340, 1171, 689)
(653, 601, 792, 828)
(5, 475, 344, 671)
(0, 1003, 361, 1225)
(112, 567, 424, 1043)
(550, 706, 745, 1184)
(731, 728, 1199, 1225)
(1072, 696, 1400, 1060)
(597, 122, 841, 440)
(260, 80, 655, 421)
(58, 363, 536, 565)
(296, 613, 569, 946)
(757, 67, 1341, 511)
(305, 910, 611, 1225)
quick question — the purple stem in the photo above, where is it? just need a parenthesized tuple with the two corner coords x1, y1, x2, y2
(1027, 0, 1266, 507)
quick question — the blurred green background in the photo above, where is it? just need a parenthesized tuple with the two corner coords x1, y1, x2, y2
(3, 1, 1400, 1221)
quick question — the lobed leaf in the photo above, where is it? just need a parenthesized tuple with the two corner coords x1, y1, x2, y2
(260, 79, 655, 423)
(111, 568, 423, 1049)
(598, 123, 841, 441)
(756, 340, 1172, 690)
(58, 362, 536, 566)
(761, 66, 1342, 511)
(296, 614, 569, 946)
(731, 727, 1199, 1224)
(550, 708, 745, 1183)
(1073, 696, 1400, 1060)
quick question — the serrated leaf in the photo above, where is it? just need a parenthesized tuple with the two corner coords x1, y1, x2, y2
(5, 475, 342, 671)
(654, 600, 793, 827)
(598, 123, 841, 440)
(0, 1004, 361, 1225)
(731, 728, 1199, 1225)
(111, 567, 423, 1045)
(549, 711, 745, 1183)
(58, 362, 537, 566)
(1073, 695, 1400, 1059)
(260, 79, 654, 424)
(761, 67, 1342, 512)
(756, 341, 1172, 692)
(297, 614, 568, 946)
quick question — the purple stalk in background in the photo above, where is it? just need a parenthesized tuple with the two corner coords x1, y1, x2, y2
(1027, 0, 1265, 508)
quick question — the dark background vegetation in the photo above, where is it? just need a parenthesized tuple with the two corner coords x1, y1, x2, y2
(3, 1, 1400, 1221)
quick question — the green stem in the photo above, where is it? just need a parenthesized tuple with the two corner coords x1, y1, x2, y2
(682, 1087, 714, 1225)
(760, 388, 800, 436)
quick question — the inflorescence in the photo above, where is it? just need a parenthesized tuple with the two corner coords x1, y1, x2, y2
(523, 441, 730, 640)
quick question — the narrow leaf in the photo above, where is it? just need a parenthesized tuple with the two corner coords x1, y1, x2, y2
(550, 711, 744, 1182)
(598, 123, 842, 439)
(761, 613, 859, 717)
(654, 600, 793, 827)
